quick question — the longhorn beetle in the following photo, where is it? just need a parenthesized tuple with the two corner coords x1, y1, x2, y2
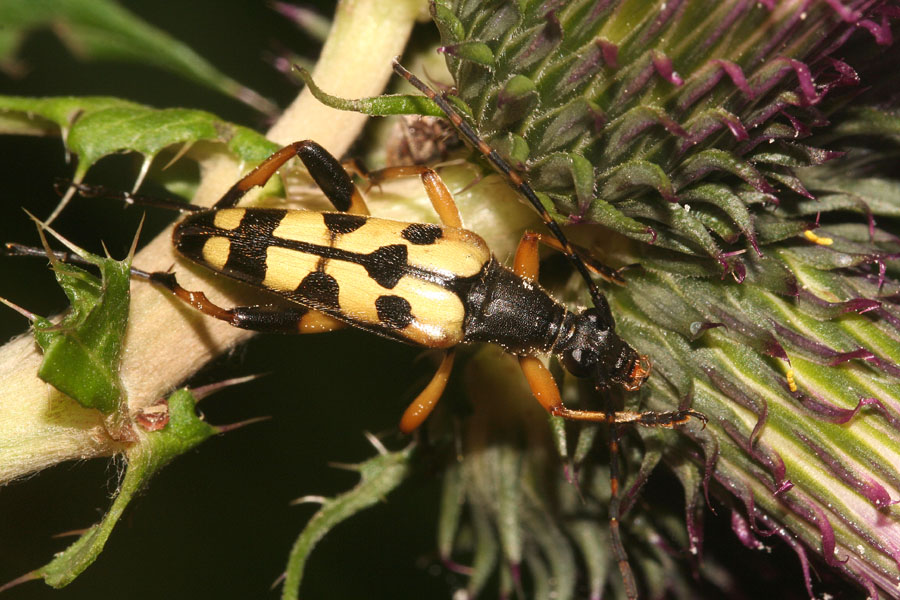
(9, 62, 704, 599)
(75, 138, 697, 432)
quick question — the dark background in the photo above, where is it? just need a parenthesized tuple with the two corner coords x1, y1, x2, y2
(0, 1, 861, 598)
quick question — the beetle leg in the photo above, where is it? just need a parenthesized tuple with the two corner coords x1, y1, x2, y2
(517, 355, 566, 413)
(608, 418, 639, 600)
(513, 231, 542, 282)
(215, 141, 369, 216)
(362, 165, 463, 229)
(515, 231, 625, 285)
(517, 351, 700, 427)
(399, 350, 455, 433)
(516, 355, 658, 423)
(547, 406, 704, 426)
(340, 157, 370, 180)
(147, 271, 345, 334)
(516, 355, 644, 424)
(3, 242, 346, 333)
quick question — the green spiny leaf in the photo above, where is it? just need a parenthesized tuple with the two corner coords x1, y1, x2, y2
(0, 96, 279, 185)
(31, 234, 130, 415)
(33, 388, 216, 587)
(282, 444, 414, 600)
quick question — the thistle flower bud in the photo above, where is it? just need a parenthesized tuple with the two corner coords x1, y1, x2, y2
(432, 0, 900, 596)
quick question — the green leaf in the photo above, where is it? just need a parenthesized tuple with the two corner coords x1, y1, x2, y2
(0, 96, 279, 182)
(0, 0, 276, 115)
(282, 444, 413, 600)
(63, 105, 275, 180)
(32, 389, 217, 588)
(31, 230, 131, 415)
(0, 96, 139, 137)
(0, 96, 279, 221)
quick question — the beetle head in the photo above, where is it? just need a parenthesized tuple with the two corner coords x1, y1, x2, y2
(559, 308, 650, 390)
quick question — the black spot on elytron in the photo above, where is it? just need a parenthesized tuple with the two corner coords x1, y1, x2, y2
(323, 212, 367, 235)
(401, 223, 443, 245)
(296, 271, 340, 309)
(172, 228, 207, 264)
(375, 295, 413, 329)
(365, 244, 408, 289)
(240, 209, 287, 236)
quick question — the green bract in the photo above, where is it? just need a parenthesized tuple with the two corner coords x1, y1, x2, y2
(417, 0, 900, 597)
(31, 389, 217, 589)
(31, 234, 131, 417)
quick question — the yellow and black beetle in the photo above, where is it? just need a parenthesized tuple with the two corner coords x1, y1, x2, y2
(6, 66, 704, 436)
(133, 135, 701, 434)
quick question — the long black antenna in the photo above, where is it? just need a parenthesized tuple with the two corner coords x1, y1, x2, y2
(393, 61, 648, 597)
(392, 60, 613, 321)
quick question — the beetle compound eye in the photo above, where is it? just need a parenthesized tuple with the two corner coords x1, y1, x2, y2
(561, 347, 592, 378)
